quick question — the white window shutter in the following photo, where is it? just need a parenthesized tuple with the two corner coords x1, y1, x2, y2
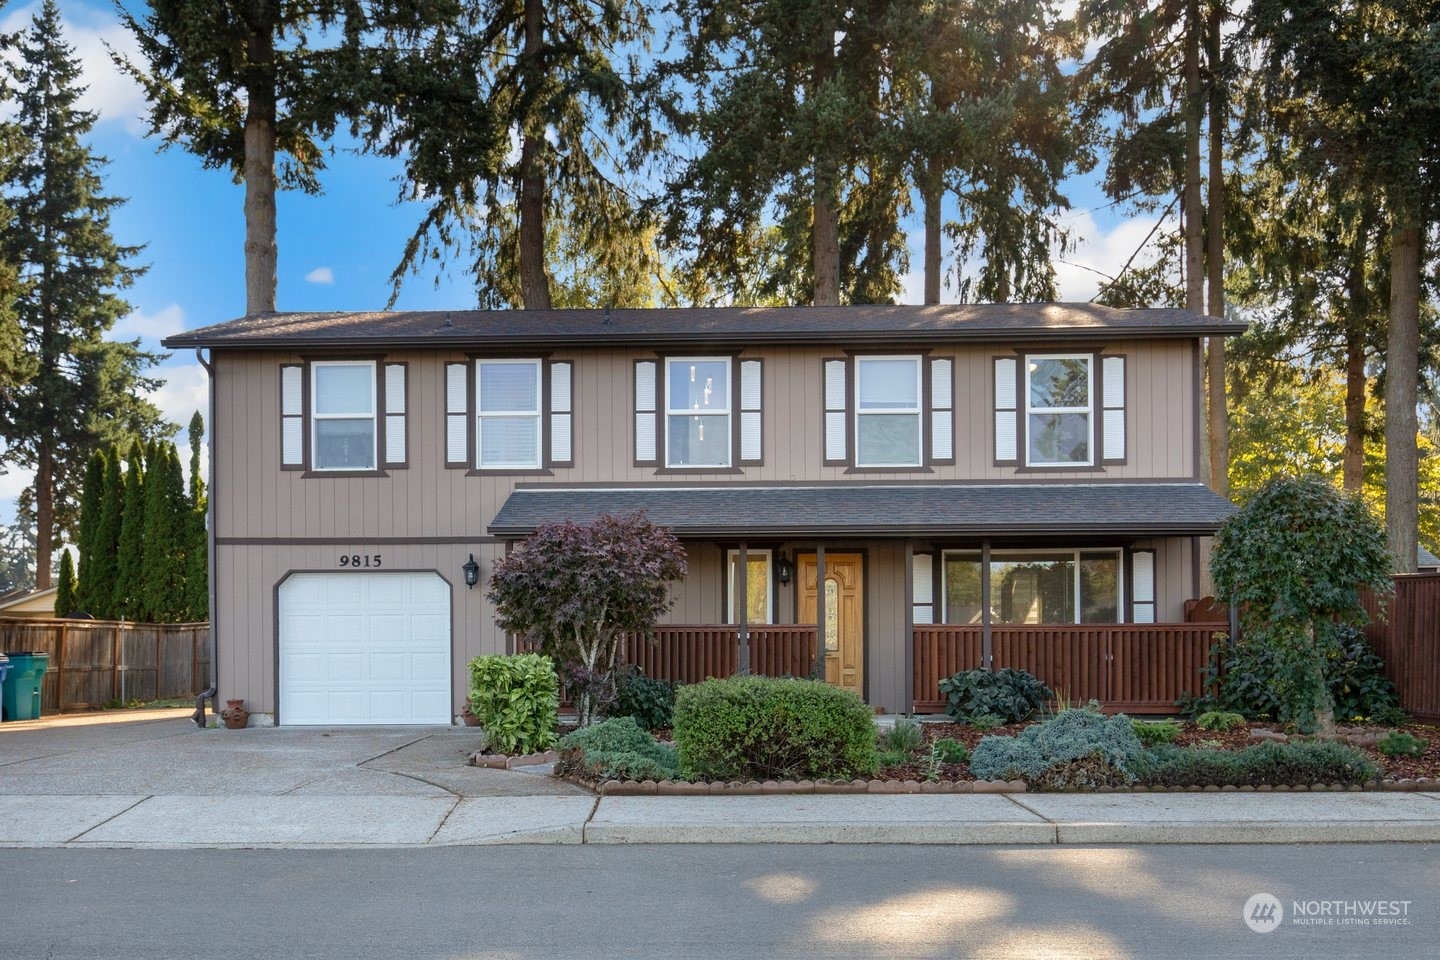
(550, 361, 573, 466)
(1102, 355, 1126, 462)
(280, 365, 304, 466)
(931, 411, 954, 461)
(930, 358, 953, 408)
(912, 553, 934, 625)
(635, 360, 657, 463)
(445, 362, 469, 466)
(1132, 550, 1156, 624)
(383, 364, 406, 466)
(739, 359, 762, 464)
(994, 357, 1018, 463)
(929, 357, 954, 463)
(281, 418, 303, 466)
(824, 359, 847, 463)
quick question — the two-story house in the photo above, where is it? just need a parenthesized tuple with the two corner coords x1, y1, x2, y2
(164, 304, 1243, 725)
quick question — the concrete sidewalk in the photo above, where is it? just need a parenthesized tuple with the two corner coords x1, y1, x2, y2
(2, 712, 1439, 848)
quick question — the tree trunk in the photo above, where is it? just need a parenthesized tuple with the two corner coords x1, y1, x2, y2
(517, 0, 551, 309)
(811, 32, 840, 307)
(243, 21, 278, 315)
(1385, 220, 1421, 573)
(922, 159, 942, 305)
(1183, 0, 1203, 314)
(1343, 332, 1367, 492)
(36, 443, 53, 589)
(1204, 0, 1227, 496)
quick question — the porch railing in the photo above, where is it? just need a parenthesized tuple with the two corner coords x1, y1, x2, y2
(911, 622, 1227, 715)
(624, 625, 817, 684)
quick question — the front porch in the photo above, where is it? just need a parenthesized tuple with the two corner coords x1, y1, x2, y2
(624, 622, 1227, 715)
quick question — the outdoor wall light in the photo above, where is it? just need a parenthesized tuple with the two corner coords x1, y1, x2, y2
(462, 554, 480, 589)
(776, 555, 794, 586)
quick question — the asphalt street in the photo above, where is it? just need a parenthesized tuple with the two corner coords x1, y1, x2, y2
(3, 843, 1435, 960)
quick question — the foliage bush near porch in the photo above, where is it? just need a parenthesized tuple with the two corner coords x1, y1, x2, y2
(968, 707, 1145, 788)
(938, 667, 1053, 724)
(557, 716, 680, 781)
(607, 666, 677, 731)
(467, 653, 559, 755)
(673, 676, 877, 781)
(1134, 741, 1378, 787)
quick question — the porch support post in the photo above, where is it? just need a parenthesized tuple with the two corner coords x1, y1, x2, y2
(815, 542, 827, 677)
(737, 541, 751, 675)
(903, 540, 915, 712)
(981, 539, 993, 670)
(503, 540, 514, 655)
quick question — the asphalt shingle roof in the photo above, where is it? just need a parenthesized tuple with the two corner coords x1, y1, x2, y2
(163, 303, 1245, 350)
(488, 482, 1237, 538)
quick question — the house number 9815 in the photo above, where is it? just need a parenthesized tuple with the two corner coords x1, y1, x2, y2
(339, 554, 382, 568)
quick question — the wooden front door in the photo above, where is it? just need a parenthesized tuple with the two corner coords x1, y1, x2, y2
(798, 554, 864, 698)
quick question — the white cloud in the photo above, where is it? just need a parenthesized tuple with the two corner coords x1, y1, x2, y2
(305, 266, 335, 285)
(1052, 210, 1175, 302)
(148, 361, 210, 435)
(113, 303, 187, 343)
(1, 3, 150, 135)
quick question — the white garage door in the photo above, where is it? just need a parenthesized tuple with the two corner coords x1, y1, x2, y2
(278, 572, 452, 725)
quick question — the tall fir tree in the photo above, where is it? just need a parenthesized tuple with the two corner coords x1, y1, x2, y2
(113, 439, 146, 619)
(90, 445, 124, 619)
(72, 448, 105, 612)
(185, 411, 208, 621)
(54, 548, 76, 617)
(0, 0, 166, 590)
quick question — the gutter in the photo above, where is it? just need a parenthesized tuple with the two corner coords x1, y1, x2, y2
(192, 347, 218, 728)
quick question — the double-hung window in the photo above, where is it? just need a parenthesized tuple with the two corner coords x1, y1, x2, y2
(855, 356, 923, 467)
(476, 360, 542, 470)
(666, 357, 731, 468)
(311, 361, 377, 471)
(1026, 355, 1094, 466)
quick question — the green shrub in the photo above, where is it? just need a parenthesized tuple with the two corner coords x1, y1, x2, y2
(557, 716, 681, 780)
(880, 716, 925, 753)
(932, 737, 969, 764)
(1131, 719, 1182, 745)
(607, 666, 677, 731)
(938, 668, 1053, 724)
(968, 714, 1004, 731)
(1195, 710, 1246, 732)
(1376, 731, 1428, 758)
(672, 676, 878, 781)
(969, 708, 1145, 788)
(467, 653, 559, 755)
(1134, 741, 1378, 787)
(877, 748, 910, 768)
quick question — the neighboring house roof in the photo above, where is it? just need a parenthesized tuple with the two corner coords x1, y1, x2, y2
(488, 482, 1236, 538)
(162, 303, 1247, 351)
(1419, 544, 1440, 571)
(0, 585, 57, 618)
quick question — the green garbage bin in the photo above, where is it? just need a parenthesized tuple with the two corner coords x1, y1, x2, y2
(1, 651, 47, 721)
(0, 653, 9, 720)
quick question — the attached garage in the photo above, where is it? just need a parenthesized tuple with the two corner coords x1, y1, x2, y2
(278, 572, 452, 725)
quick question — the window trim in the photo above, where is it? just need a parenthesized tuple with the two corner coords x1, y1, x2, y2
(1023, 352, 1096, 468)
(725, 548, 774, 624)
(309, 359, 379, 473)
(854, 354, 924, 468)
(475, 358, 544, 471)
(664, 355, 734, 470)
(941, 547, 1125, 625)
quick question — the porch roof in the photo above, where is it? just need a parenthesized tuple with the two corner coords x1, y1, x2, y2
(489, 482, 1235, 539)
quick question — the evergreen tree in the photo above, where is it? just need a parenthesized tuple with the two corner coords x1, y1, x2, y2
(54, 548, 76, 617)
(113, 440, 146, 619)
(0, 0, 166, 590)
(89, 445, 124, 619)
(140, 444, 183, 623)
(73, 448, 105, 612)
(185, 412, 208, 621)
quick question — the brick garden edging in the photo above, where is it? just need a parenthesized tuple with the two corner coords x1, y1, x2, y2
(469, 750, 559, 770)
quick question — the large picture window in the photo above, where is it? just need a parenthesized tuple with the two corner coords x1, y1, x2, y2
(477, 360, 542, 469)
(855, 356, 922, 467)
(943, 549, 1121, 624)
(1026, 355, 1093, 466)
(666, 357, 731, 467)
(311, 361, 376, 470)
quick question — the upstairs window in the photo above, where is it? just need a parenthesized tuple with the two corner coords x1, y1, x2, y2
(1026, 355, 1093, 466)
(855, 356, 922, 467)
(311, 361, 377, 471)
(666, 357, 731, 468)
(477, 360, 542, 470)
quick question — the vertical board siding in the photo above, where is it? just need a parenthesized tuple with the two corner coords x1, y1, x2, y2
(910, 623, 1224, 714)
(1363, 574, 1440, 720)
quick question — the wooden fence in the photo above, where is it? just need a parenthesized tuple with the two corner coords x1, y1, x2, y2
(1362, 573, 1440, 721)
(624, 625, 817, 683)
(0, 618, 210, 714)
(912, 622, 1227, 714)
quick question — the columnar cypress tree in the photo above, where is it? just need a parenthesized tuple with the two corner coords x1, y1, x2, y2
(185, 412, 208, 621)
(73, 448, 105, 612)
(90, 446, 124, 619)
(140, 443, 181, 622)
(113, 440, 146, 619)
(54, 548, 77, 616)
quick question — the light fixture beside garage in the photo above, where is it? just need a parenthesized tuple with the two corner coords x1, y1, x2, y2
(462, 554, 480, 588)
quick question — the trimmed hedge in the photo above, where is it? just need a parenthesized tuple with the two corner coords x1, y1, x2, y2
(467, 653, 559, 755)
(557, 716, 680, 781)
(673, 676, 877, 781)
(1134, 741, 1378, 787)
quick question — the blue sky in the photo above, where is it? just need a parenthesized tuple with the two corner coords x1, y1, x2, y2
(1, 0, 1167, 526)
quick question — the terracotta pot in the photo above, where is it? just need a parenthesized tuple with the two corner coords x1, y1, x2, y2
(221, 698, 249, 730)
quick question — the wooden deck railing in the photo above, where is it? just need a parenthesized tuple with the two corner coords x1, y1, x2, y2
(624, 625, 817, 684)
(0, 618, 211, 713)
(912, 622, 1227, 714)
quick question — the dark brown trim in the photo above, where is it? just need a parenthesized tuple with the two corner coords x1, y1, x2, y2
(382, 361, 409, 469)
(1191, 535, 1202, 599)
(1192, 340, 1204, 481)
(300, 469, 390, 479)
(465, 468, 554, 478)
(1013, 464, 1108, 475)
(463, 348, 556, 361)
(220, 536, 507, 546)
(843, 466, 935, 475)
(507, 476, 1222, 490)
(980, 539, 993, 669)
(903, 540, 915, 710)
(652, 466, 745, 476)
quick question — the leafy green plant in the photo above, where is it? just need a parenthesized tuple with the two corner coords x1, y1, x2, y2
(931, 737, 969, 764)
(1196, 710, 1247, 732)
(880, 716, 924, 753)
(467, 653, 560, 755)
(969, 709, 1145, 788)
(1134, 741, 1378, 787)
(673, 676, 877, 781)
(1131, 718, 1182, 745)
(938, 668, 1053, 724)
(1376, 731, 1428, 758)
(557, 716, 681, 781)
(607, 666, 677, 731)
(967, 714, 1004, 731)
(877, 748, 909, 769)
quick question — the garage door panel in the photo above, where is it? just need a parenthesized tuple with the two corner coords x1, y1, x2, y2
(279, 572, 452, 725)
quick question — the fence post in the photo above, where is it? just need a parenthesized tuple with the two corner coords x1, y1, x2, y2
(57, 621, 69, 713)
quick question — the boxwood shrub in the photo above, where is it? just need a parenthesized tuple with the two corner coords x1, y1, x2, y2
(672, 676, 878, 781)
(467, 653, 559, 755)
(1134, 740, 1378, 787)
(557, 716, 680, 781)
